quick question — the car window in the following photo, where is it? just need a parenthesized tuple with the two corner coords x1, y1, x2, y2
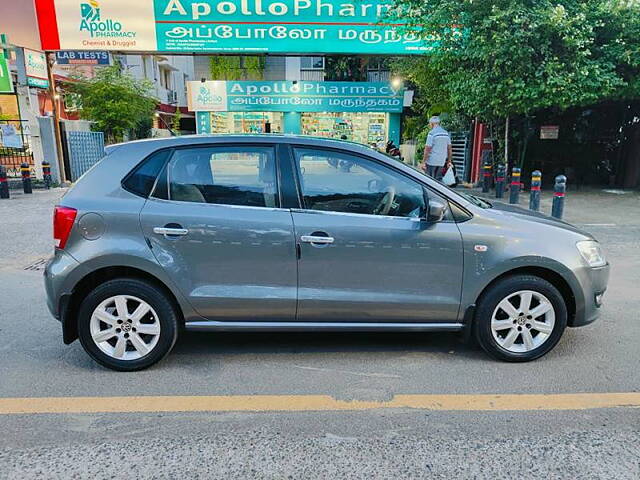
(294, 148, 426, 218)
(166, 146, 277, 207)
(122, 149, 171, 197)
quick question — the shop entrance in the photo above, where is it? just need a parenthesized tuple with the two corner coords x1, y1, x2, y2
(300, 112, 388, 148)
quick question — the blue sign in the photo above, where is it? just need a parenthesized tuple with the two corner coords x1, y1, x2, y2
(189, 81, 405, 113)
(55, 51, 110, 65)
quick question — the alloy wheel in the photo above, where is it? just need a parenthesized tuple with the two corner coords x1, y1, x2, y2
(89, 295, 161, 361)
(490, 290, 556, 353)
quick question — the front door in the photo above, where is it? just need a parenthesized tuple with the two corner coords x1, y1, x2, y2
(290, 147, 464, 323)
(140, 144, 297, 321)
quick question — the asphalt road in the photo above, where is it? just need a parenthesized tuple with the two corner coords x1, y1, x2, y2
(0, 187, 638, 478)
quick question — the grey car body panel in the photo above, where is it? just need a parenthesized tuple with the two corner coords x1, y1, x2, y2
(45, 134, 609, 342)
(140, 198, 298, 321)
(291, 209, 463, 322)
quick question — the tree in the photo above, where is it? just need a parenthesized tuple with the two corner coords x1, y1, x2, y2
(390, 0, 640, 179)
(68, 66, 157, 142)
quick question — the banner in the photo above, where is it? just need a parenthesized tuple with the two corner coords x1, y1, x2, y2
(0, 52, 12, 93)
(188, 80, 405, 113)
(36, 0, 430, 54)
(24, 49, 49, 89)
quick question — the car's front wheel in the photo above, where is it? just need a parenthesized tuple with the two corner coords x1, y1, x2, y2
(77, 278, 179, 371)
(474, 275, 567, 362)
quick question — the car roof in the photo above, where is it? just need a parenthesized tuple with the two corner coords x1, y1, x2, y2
(105, 134, 377, 156)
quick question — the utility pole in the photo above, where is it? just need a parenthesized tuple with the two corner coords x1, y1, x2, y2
(46, 52, 67, 183)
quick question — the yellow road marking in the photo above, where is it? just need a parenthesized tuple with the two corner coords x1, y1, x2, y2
(0, 393, 639, 415)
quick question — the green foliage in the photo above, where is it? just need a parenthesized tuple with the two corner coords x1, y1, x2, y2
(390, 0, 640, 120)
(171, 109, 182, 135)
(68, 66, 157, 142)
(209, 56, 265, 80)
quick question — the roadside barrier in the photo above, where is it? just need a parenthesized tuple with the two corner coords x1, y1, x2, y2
(42, 161, 52, 190)
(482, 156, 492, 193)
(509, 167, 521, 204)
(551, 175, 567, 219)
(495, 163, 506, 199)
(0, 166, 9, 199)
(529, 170, 542, 211)
(21, 163, 32, 194)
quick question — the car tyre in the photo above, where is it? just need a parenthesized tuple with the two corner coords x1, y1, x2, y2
(474, 275, 567, 362)
(77, 278, 179, 371)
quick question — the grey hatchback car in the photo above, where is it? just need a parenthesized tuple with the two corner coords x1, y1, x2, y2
(45, 135, 609, 370)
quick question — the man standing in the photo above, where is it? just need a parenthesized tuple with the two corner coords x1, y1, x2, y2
(422, 116, 452, 180)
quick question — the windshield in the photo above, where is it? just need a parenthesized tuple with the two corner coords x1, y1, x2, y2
(455, 191, 493, 208)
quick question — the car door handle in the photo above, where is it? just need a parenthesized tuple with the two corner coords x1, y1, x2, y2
(300, 235, 334, 244)
(153, 227, 189, 236)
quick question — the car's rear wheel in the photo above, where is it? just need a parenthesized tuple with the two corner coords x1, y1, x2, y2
(77, 278, 179, 371)
(474, 275, 567, 362)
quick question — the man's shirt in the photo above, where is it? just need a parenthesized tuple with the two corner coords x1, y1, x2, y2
(425, 126, 451, 167)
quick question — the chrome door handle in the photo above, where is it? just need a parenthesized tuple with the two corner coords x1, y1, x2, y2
(153, 227, 189, 236)
(300, 235, 334, 244)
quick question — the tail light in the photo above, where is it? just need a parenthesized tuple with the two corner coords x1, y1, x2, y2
(53, 206, 77, 249)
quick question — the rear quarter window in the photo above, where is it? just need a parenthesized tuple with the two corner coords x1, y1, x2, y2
(122, 149, 172, 197)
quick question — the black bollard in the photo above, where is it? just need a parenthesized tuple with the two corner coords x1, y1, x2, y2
(481, 152, 492, 193)
(551, 175, 567, 219)
(509, 167, 521, 204)
(495, 163, 506, 199)
(0, 165, 9, 199)
(529, 170, 542, 211)
(21, 163, 32, 194)
(42, 161, 52, 189)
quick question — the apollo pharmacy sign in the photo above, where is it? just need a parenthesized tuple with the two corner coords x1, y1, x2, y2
(35, 0, 430, 54)
(188, 80, 405, 112)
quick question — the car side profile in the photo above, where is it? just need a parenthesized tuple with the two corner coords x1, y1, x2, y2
(44, 135, 609, 371)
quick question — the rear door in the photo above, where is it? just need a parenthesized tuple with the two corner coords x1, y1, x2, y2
(289, 146, 464, 323)
(140, 143, 297, 321)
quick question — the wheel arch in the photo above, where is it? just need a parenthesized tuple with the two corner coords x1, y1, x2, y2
(473, 266, 577, 326)
(61, 265, 185, 345)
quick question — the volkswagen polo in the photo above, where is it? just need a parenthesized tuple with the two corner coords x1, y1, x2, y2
(44, 135, 609, 371)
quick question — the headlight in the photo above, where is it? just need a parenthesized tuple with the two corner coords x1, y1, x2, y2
(576, 240, 607, 267)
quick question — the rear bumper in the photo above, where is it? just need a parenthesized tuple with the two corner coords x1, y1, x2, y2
(569, 263, 610, 327)
(43, 250, 87, 343)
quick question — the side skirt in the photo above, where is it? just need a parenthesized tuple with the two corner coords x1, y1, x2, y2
(184, 321, 465, 333)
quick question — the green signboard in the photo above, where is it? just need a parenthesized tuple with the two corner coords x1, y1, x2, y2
(155, 0, 427, 54)
(0, 52, 12, 93)
(189, 81, 405, 113)
(42, 0, 430, 55)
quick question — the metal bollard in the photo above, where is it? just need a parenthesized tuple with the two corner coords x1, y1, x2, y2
(551, 175, 567, 219)
(0, 165, 9, 199)
(509, 167, 521, 204)
(21, 163, 32, 194)
(529, 170, 542, 211)
(42, 161, 52, 189)
(495, 163, 506, 199)
(482, 153, 492, 193)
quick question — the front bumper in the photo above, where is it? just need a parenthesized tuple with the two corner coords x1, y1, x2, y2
(569, 263, 610, 327)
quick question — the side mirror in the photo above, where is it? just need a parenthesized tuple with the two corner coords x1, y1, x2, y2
(426, 200, 447, 223)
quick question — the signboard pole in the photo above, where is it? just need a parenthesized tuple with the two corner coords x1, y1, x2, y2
(46, 53, 67, 184)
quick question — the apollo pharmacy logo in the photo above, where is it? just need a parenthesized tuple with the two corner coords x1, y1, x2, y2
(197, 86, 224, 108)
(79, 0, 136, 38)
